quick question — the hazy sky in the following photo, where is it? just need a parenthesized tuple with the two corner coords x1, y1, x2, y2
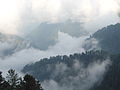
(0, 0, 119, 35)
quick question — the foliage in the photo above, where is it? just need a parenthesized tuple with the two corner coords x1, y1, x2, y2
(0, 69, 43, 90)
(22, 50, 109, 83)
(87, 23, 120, 54)
(22, 49, 120, 90)
(90, 54, 120, 90)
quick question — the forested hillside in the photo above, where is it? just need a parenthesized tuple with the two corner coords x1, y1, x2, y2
(22, 50, 108, 81)
(22, 50, 120, 90)
(85, 23, 120, 54)
(91, 54, 120, 90)
(22, 50, 110, 90)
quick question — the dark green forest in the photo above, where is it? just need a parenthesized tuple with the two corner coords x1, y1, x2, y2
(91, 54, 120, 90)
(22, 50, 109, 82)
(0, 69, 43, 90)
(22, 50, 120, 90)
(85, 23, 120, 54)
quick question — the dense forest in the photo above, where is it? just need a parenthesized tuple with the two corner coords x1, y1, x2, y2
(22, 50, 109, 82)
(22, 50, 110, 90)
(85, 23, 120, 54)
(0, 69, 43, 90)
(91, 54, 120, 90)
(22, 50, 120, 90)
(22, 23, 120, 90)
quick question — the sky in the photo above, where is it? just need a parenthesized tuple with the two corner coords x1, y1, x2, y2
(0, 0, 119, 35)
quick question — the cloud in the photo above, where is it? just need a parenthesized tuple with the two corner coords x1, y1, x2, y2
(42, 60, 110, 90)
(18, 0, 120, 34)
(115, 0, 120, 17)
(83, 38, 101, 51)
(0, 32, 87, 73)
(0, 33, 30, 58)
(0, 0, 119, 35)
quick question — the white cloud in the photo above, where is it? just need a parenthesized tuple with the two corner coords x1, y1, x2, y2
(0, 32, 87, 73)
(42, 60, 110, 90)
(0, 0, 119, 35)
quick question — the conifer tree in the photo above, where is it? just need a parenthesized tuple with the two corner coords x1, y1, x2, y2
(23, 74, 43, 90)
(6, 69, 20, 90)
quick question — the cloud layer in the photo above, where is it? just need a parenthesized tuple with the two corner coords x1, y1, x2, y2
(0, 0, 119, 35)
(0, 32, 87, 73)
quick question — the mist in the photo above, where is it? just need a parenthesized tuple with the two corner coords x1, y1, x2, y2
(42, 60, 110, 90)
(0, 32, 88, 74)
(0, 0, 119, 35)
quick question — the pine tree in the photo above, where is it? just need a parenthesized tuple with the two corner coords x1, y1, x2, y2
(23, 74, 43, 90)
(0, 70, 44, 90)
(0, 71, 11, 90)
(6, 69, 21, 90)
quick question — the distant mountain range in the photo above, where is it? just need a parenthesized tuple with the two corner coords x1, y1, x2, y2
(22, 50, 120, 90)
(27, 20, 88, 50)
(1, 22, 120, 58)
(0, 20, 88, 57)
(0, 33, 30, 58)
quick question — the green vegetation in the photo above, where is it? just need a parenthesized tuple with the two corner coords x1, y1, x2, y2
(0, 69, 43, 90)
(22, 50, 108, 82)
(87, 23, 120, 54)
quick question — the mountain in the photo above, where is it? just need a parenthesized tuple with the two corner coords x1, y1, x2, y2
(22, 23, 120, 90)
(22, 50, 109, 90)
(22, 50, 120, 90)
(0, 33, 30, 58)
(27, 20, 88, 50)
(90, 54, 120, 90)
(84, 23, 120, 54)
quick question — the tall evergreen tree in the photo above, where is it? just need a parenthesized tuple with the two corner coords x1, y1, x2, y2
(6, 69, 21, 90)
(0, 72, 11, 90)
(0, 70, 44, 90)
(23, 74, 43, 90)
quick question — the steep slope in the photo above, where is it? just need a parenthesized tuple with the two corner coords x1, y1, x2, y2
(22, 50, 120, 90)
(91, 54, 120, 90)
(84, 23, 120, 54)
(22, 50, 109, 90)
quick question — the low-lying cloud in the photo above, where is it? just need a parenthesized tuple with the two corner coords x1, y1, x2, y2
(42, 60, 110, 90)
(0, 32, 88, 73)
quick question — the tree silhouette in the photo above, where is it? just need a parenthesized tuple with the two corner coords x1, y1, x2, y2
(0, 69, 44, 90)
(6, 69, 21, 90)
(23, 74, 43, 90)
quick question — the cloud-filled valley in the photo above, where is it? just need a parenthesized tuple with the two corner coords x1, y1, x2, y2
(0, 31, 88, 73)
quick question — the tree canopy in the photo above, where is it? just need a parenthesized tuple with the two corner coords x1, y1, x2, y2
(0, 69, 43, 90)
